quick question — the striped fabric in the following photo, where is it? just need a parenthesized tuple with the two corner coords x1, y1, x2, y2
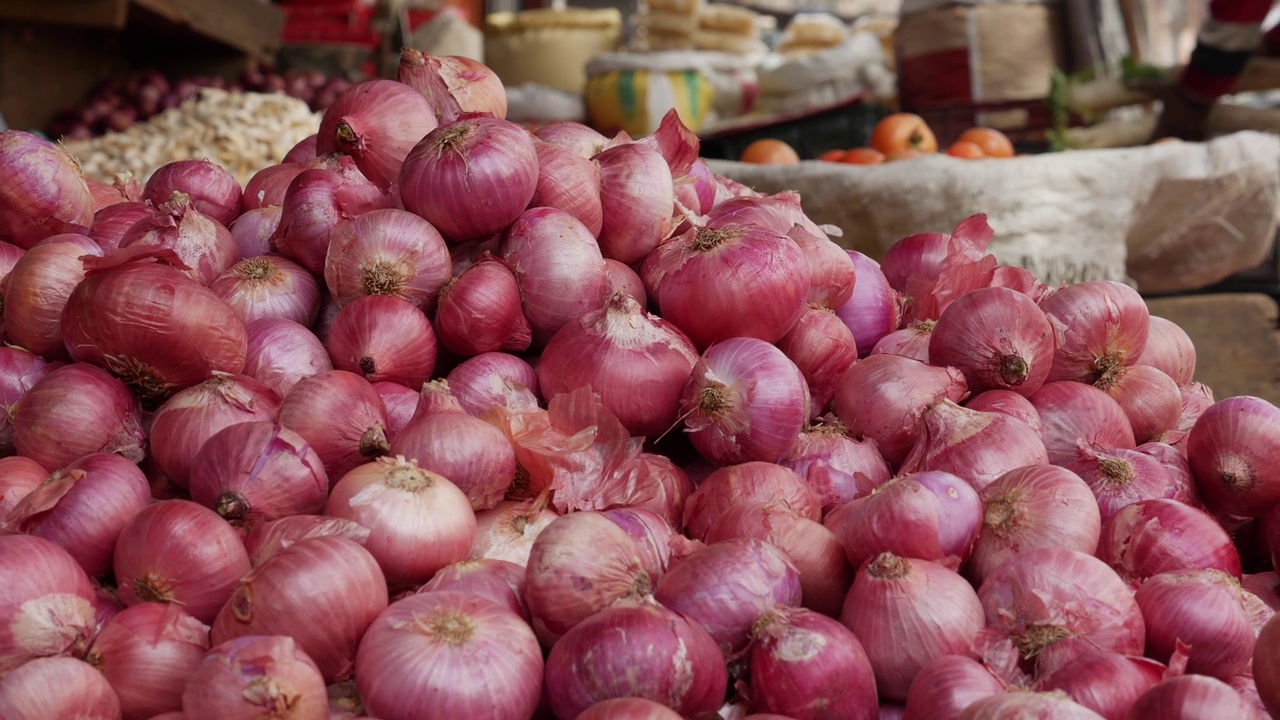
(1181, 0, 1274, 99)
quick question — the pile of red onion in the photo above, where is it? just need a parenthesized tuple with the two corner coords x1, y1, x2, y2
(0, 50, 1276, 720)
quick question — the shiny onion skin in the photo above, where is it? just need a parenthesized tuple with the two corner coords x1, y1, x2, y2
(398, 49, 509, 122)
(603, 507, 678, 583)
(242, 317, 333, 399)
(749, 606, 879, 720)
(11, 362, 146, 471)
(1136, 315, 1196, 385)
(0, 130, 95, 249)
(418, 558, 528, 621)
(576, 698, 683, 719)
(871, 321, 933, 363)
(325, 295, 438, 388)
(182, 635, 329, 720)
(119, 191, 242, 286)
(964, 390, 1043, 438)
(0, 534, 97, 675)
(957, 691, 1106, 719)
(355, 592, 542, 720)
(1034, 651, 1164, 720)
(0, 456, 47, 519)
(1103, 365, 1181, 445)
(61, 261, 248, 405)
(90, 202, 151, 253)
(534, 121, 609, 159)
(3, 234, 102, 361)
(529, 138, 603, 237)
(375, 380, 418, 438)
(1187, 395, 1280, 517)
(899, 400, 1049, 492)
(1038, 280, 1149, 387)
(835, 471, 983, 572)
(210, 254, 322, 327)
(445, 352, 541, 417)
(323, 208, 452, 313)
(1134, 569, 1255, 679)
(1095, 499, 1242, 586)
(433, 254, 533, 357)
(902, 655, 1004, 720)
(143, 159, 244, 227)
(595, 142, 675, 264)
(1072, 446, 1179, 521)
(1028, 382, 1136, 469)
(85, 603, 210, 719)
(682, 461, 821, 541)
(779, 420, 893, 513)
(0, 656, 121, 720)
(317, 79, 439, 190)
(243, 161, 306, 211)
(777, 306, 861, 419)
(836, 250, 900, 357)
(929, 287, 1056, 396)
(1128, 674, 1265, 720)
(272, 164, 394, 276)
(278, 370, 391, 480)
(0, 348, 59, 457)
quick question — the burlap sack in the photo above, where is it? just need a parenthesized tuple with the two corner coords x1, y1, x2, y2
(484, 9, 622, 95)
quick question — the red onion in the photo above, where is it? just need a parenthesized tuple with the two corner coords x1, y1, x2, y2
(87, 172, 140, 211)
(778, 307, 860, 418)
(604, 258, 646, 306)
(0, 656, 121, 719)
(0, 534, 96, 674)
(1038, 280, 1149, 386)
(1072, 446, 1178, 520)
(836, 251, 899, 357)
(683, 461, 821, 540)
(902, 400, 1049, 491)
(243, 162, 306, 210)
(213, 536, 388, 681)
(929, 287, 1056, 396)
(143, 159, 244, 226)
(841, 553, 985, 700)
(499, 207, 610, 347)
(967, 465, 1101, 587)
(1166, 380, 1215, 451)
(788, 225, 856, 310)
(62, 261, 248, 404)
(326, 295, 437, 388)
(372, 381, 416, 439)
(228, 206, 281, 259)
(881, 217, 990, 292)
(3, 234, 101, 360)
(210, 254, 322, 327)
(902, 655, 1005, 720)
(448, 234, 500, 275)
(1100, 364, 1182, 444)
(0, 130, 94, 248)
(1135, 569, 1254, 678)
(834, 354, 968, 468)
(872, 321, 933, 362)
(419, 558, 527, 620)
(356, 592, 542, 720)
(0, 456, 46, 519)
(273, 165, 393, 276)
(6, 452, 149, 577)
(749, 606, 879, 719)
(1136, 315, 1196, 385)
(1035, 651, 1165, 720)
(317, 79, 438, 190)
(188, 421, 329, 527)
(279, 370, 390, 479)
(243, 515, 371, 567)
(182, 635, 329, 720)
(400, 114, 537, 243)
(1134, 442, 1197, 504)
(836, 471, 983, 572)
(469, 499, 558, 567)
(12, 363, 146, 470)
(535, 121, 609, 159)
(989, 265, 1053, 301)
(601, 507, 678, 582)
(1028, 382, 1136, 468)
(243, 317, 333, 398)
(595, 143, 675, 264)
(1257, 613, 1280, 716)
(539, 293, 697, 438)
(680, 337, 809, 465)
(1188, 395, 1280, 517)
(0, 348, 58, 456)
(975, 548, 1145, 682)
(398, 49, 509, 122)
(390, 380, 516, 510)
(544, 598, 727, 718)
(1129, 674, 1264, 719)
(780, 420, 892, 512)
(530, 138, 603, 236)
(1096, 498, 1240, 585)
(120, 192, 241, 285)
(577, 698, 682, 719)
(965, 390, 1042, 437)
(90, 202, 151, 253)
(445, 352, 540, 417)
(285, 134, 318, 163)
(958, 691, 1107, 719)
(113, 499, 251, 623)
(433, 254, 532, 356)
(323, 208, 452, 313)
(86, 603, 209, 719)
(149, 373, 282, 488)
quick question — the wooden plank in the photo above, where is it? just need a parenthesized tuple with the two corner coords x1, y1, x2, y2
(0, 23, 131, 133)
(0, 0, 128, 28)
(129, 0, 283, 58)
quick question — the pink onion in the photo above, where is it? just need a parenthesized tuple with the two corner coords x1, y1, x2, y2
(12, 363, 146, 470)
(595, 143, 675, 264)
(113, 500, 250, 623)
(0, 348, 57, 456)
(445, 352, 540, 417)
(604, 258, 646, 306)
(0, 456, 46, 519)
(535, 121, 609, 159)
(0, 657, 121, 719)
(1135, 442, 1197, 504)
(0, 130, 94, 248)
(964, 390, 1043, 436)
(398, 49, 509, 122)
(143, 159, 243, 226)
(499, 207, 610, 347)
(836, 251, 899, 357)
(835, 471, 982, 572)
(778, 307, 860, 418)
(469, 499, 559, 567)
(1096, 498, 1241, 585)
(188, 421, 329, 528)
(929, 287, 1056, 396)
(1166, 381, 1215, 452)
(433, 254, 532, 356)
(228, 206, 281, 258)
(1100, 364, 1181, 444)
(148, 372, 282, 488)
(243, 161, 306, 210)
(285, 134, 318, 163)
(975, 548, 1145, 682)
(881, 218, 989, 293)
(1035, 651, 1165, 720)
(1029, 382, 1136, 468)
(86, 603, 209, 719)
(6, 452, 149, 577)
(1188, 395, 1280, 517)
(419, 558, 527, 620)
(602, 507, 678, 582)
(1038, 280, 1149, 386)
(1135, 569, 1254, 678)
(1129, 674, 1264, 719)
(1136, 315, 1196, 385)
(62, 260, 248, 404)
(901, 400, 1049, 491)
(544, 599, 727, 719)
(779, 420, 892, 512)
(278, 369, 390, 479)
(683, 461, 821, 540)
(213, 536, 388, 681)
(243, 515, 371, 567)
(182, 635, 329, 720)
(871, 321, 933, 362)
(317, 79, 438, 190)
(530, 138, 603, 236)
(90, 202, 151, 253)
(400, 114, 537, 243)
(323, 208, 452, 313)
(841, 553, 985, 700)
(87, 172, 140, 211)
(902, 655, 1005, 720)
(749, 606, 879, 719)
(373, 381, 417, 439)
(272, 164, 393, 275)
(1072, 446, 1178, 520)
(577, 698, 682, 719)
(243, 317, 333, 398)
(326, 295, 437, 388)
(958, 691, 1107, 719)
(680, 337, 809, 465)
(0, 534, 96, 674)
(789, 226, 856, 310)
(210, 254, 322, 327)
(4, 234, 101, 360)
(967, 465, 1101, 587)
(120, 192, 241, 285)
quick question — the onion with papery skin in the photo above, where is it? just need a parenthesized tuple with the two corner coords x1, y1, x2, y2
(148, 372, 282, 488)
(603, 507, 677, 583)
(6, 452, 150, 577)
(317, 79, 438, 190)
(577, 698, 682, 719)
(1101, 364, 1181, 444)
(400, 114, 538, 244)
(278, 370, 390, 479)
(1137, 315, 1196, 385)
(1096, 498, 1241, 585)
(326, 295, 437, 388)
(1072, 446, 1177, 520)
(62, 260, 248, 404)
(604, 258, 646, 306)
(967, 465, 1101, 587)
(0, 656, 121, 720)
(834, 354, 968, 469)
(446, 352, 541, 417)
(1134, 442, 1197, 505)
(3, 234, 102, 361)
(530, 138, 603, 237)
(284, 134, 317, 163)
(539, 292, 698, 438)
(0, 456, 47, 518)
(0, 348, 57, 457)
(0, 130, 95, 249)
(683, 461, 821, 541)
(90, 202, 151, 253)
(595, 143, 675, 264)
(210, 254, 322, 327)
(85, 603, 209, 720)
(182, 635, 329, 720)
(1188, 395, 1280, 517)
(243, 515, 371, 567)
(958, 691, 1105, 719)
(0, 534, 96, 675)
(749, 606, 879, 720)
(964, 389, 1043, 436)
(680, 337, 810, 465)
(113, 500, 251, 624)
(535, 121, 610, 159)
(929, 287, 1056, 396)
(780, 420, 892, 512)
(213, 536, 389, 682)
(469, 499, 558, 568)
(419, 559, 527, 620)
(1028, 382, 1136, 468)
(12, 363, 146, 470)
(778, 307, 860, 418)
(1135, 569, 1254, 679)
(871, 321, 933, 362)
(836, 471, 983, 572)
(900, 399, 1049, 491)
(143, 159, 243, 227)
(120, 192, 242, 286)
(837, 251, 899, 357)
(902, 655, 1004, 720)
(356, 592, 541, 720)
(434, 254, 532, 357)
(841, 553, 985, 701)
(975, 548, 1145, 683)
(87, 172, 140, 211)
(243, 162, 306, 211)
(272, 164, 394, 276)
(375, 381, 417, 438)
(789, 226, 856, 309)
(1035, 651, 1164, 720)
(544, 599, 728, 719)
(323, 208, 452, 313)
(1128, 675, 1264, 720)
(188, 421, 329, 528)
(398, 49, 509, 122)
(243, 317, 333, 399)
(1038, 280, 1149, 386)
(228, 206, 281, 259)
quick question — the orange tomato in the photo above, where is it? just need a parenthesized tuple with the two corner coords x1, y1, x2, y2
(946, 141, 987, 159)
(839, 147, 886, 165)
(739, 138, 801, 164)
(818, 148, 848, 162)
(884, 148, 924, 162)
(870, 113, 938, 155)
(957, 127, 1015, 158)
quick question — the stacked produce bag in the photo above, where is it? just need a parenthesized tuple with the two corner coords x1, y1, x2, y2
(0, 47, 1277, 720)
(631, 0, 705, 51)
(693, 2, 768, 56)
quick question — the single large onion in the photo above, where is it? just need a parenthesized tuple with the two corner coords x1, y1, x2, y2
(228, 206, 282, 258)
(529, 138, 603, 236)
(790, 226, 856, 309)
(210, 254, 322, 327)
(1137, 315, 1196, 385)
(1072, 446, 1177, 520)
(1101, 364, 1182, 444)
(212, 536, 389, 681)
(835, 471, 983, 572)
(1128, 675, 1264, 720)
(679, 337, 809, 465)
(242, 161, 306, 210)
(902, 655, 1005, 720)
(398, 49, 509, 121)
(3, 234, 101, 361)
(595, 143, 675, 264)
(0, 656, 121, 720)
(683, 461, 821, 541)
(182, 635, 329, 720)
(535, 121, 609, 159)
(188, 421, 329, 528)
(778, 307, 860, 418)
(90, 202, 151, 253)
(836, 251, 899, 357)
(85, 603, 209, 719)
(278, 370, 390, 479)
(841, 553, 985, 701)
(780, 420, 892, 513)
(446, 352, 540, 417)
(419, 559, 527, 620)
(749, 606, 879, 720)
(929, 287, 1056, 396)
(469, 499, 559, 567)
(120, 191, 242, 285)
(0, 130, 94, 248)
(323, 208, 452, 312)
(1187, 395, 1280, 517)
(1096, 498, 1241, 585)
(544, 599, 728, 719)
(900, 400, 1049, 491)
(243, 317, 333, 399)
(538, 293, 698, 438)
(326, 295, 437, 388)
(1135, 569, 1254, 678)
(12, 362, 146, 470)
(1038, 280, 1149, 386)
(433, 254, 532, 356)
(143, 159, 242, 227)
(272, 164, 393, 276)
(317, 79, 439, 190)
(1029, 382, 1136, 468)
(872, 321, 933, 363)
(0, 534, 96, 674)
(1035, 651, 1164, 720)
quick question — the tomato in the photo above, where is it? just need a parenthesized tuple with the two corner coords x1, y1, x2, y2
(957, 127, 1014, 158)
(870, 113, 938, 155)
(884, 148, 925, 162)
(739, 138, 801, 164)
(818, 148, 848, 162)
(839, 147, 886, 165)
(946, 141, 987, 159)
